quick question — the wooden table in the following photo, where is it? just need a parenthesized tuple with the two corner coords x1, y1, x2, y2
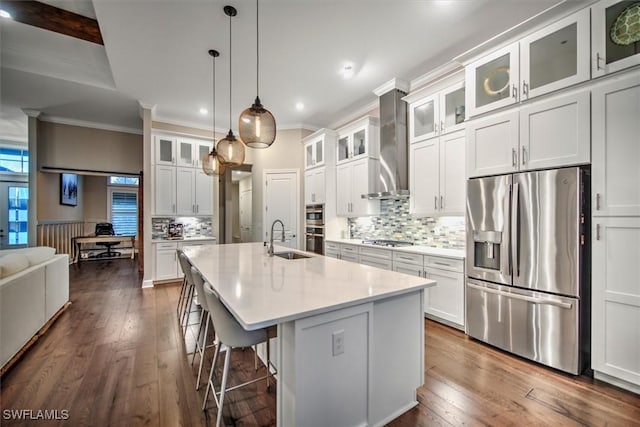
(73, 235, 136, 263)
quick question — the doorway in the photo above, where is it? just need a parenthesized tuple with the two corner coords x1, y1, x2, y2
(263, 169, 299, 250)
(0, 182, 29, 249)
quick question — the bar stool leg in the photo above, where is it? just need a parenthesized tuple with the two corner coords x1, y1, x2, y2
(216, 348, 232, 427)
(191, 311, 205, 365)
(196, 312, 210, 389)
(203, 341, 221, 411)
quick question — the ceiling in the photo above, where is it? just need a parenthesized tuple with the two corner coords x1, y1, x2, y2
(1, 0, 579, 144)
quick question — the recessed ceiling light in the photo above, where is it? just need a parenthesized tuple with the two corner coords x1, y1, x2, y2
(0, 9, 12, 19)
(342, 63, 354, 79)
(199, 107, 208, 115)
(295, 102, 304, 111)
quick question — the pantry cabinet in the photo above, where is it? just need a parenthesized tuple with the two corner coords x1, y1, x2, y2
(465, 8, 590, 117)
(155, 166, 212, 216)
(410, 130, 466, 216)
(467, 88, 590, 178)
(592, 72, 640, 217)
(592, 0, 640, 78)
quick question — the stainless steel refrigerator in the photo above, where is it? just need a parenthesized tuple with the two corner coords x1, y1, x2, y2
(465, 167, 590, 375)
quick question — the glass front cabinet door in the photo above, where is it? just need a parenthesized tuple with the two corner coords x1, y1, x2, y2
(409, 95, 438, 142)
(440, 82, 466, 135)
(592, 0, 640, 77)
(520, 7, 590, 100)
(465, 43, 519, 117)
(154, 135, 176, 165)
(304, 137, 325, 169)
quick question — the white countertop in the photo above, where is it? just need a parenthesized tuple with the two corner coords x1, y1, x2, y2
(182, 242, 435, 330)
(152, 236, 217, 243)
(326, 239, 465, 260)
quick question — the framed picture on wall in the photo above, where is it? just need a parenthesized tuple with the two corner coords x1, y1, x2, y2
(60, 173, 78, 206)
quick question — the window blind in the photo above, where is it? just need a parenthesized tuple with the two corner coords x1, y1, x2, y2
(111, 191, 137, 235)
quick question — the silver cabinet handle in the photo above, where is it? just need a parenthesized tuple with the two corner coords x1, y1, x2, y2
(522, 146, 527, 165)
(441, 121, 445, 133)
(172, 204, 176, 213)
(196, 204, 199, 213)
(434, 196, 438, 210)
(193, 204, 195, 213)
(512, 148, 517, 167)
(596, 52, 603, 71)
(512, 84, 518, 100)
(467, 282, 572, 309)
(440, 196, 444, 210)
(522, 80, 529, 98)
(596, 193, 601, 210)
(596, 224, 601, 240)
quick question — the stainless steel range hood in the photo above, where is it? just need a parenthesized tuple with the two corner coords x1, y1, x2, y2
(363, 80, 409, 200)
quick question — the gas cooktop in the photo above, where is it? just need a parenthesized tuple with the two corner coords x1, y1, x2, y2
(361, 239, 414, 248)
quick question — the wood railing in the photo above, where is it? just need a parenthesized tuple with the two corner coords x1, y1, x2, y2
(37, 221, 85, 263)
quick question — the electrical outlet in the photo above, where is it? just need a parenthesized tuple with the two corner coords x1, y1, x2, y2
(332, 330, 344, 356)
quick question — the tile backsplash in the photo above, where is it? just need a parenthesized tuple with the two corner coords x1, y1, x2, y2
(348, 198, 465, 249)
(152, 217, 213, 239)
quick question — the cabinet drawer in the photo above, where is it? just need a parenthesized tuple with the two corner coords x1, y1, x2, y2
(393, 260, 424, 278)
(340, 244, 358, 255)
(359, 255, 392, 271)
(156, 242, 178, 250)
(358, 246, 392, 260)
(393, 251, 424, 266)
(325, 241, 340, 251)
(341, 253, 359, 263)
(425, 256, 464, 273)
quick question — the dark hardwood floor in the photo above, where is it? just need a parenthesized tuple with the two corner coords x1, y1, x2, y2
(1, 259, 639, 426)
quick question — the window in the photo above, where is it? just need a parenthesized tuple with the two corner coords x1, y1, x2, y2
(0, 148, 29, 173)
(109, 176, 139, 186)
(109, 190, 138, 236)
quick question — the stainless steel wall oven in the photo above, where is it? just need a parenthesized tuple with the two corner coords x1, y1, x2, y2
(305, 204, 324, 255)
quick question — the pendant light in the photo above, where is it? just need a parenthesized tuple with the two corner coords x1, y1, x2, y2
(202, 49, 226, 176)
(239, 0, 276, 148)
(216, 5, 245, 167)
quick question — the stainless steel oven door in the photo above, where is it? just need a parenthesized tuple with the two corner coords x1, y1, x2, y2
(305, 227, 324, 255)
(466, 174, 512, 285)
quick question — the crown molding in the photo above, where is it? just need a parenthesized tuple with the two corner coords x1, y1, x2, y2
(39, 115, 142, 135)
(373, 78, 410, 96)
(409, 62, 463, 93)
(328, 99, 379, 130)
(21, 109, 41, 118)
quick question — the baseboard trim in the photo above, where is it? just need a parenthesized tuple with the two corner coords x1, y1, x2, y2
(594, 371, 640, 395)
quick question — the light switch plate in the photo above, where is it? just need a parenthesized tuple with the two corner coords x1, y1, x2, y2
(332, 330, 345, 356)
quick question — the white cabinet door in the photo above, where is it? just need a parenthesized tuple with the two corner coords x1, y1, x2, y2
(336, 164, 351, 216)
(592, 0, 640, 77)
(176, 138, 195, 167)
(520, 8, 591, 100)
(154, 165, 176, 215)
(519, 89, 590, 171)
(410, 138, 439, 216)
(592, 217, 640, 387)
(392, 261, 423, 278)
(466, 110, 519, 178)
(350, 158, 379, 216)
(592, 73, 640, 217)
(439, 81, 466, 135)
(424, 267, 465, 327)
(155, 248, 178, 280)
(313, 168, 325, 204)
(195, 140, 213, 170)
(195, 169, 213, 215)
(409, 94, 439, 143)
(439, 130, 466, 215)
(154, 135, 176, 165)
(465, 43, 520, 118)
(304, 170, 314, 205)
(176, 167, 195, 215)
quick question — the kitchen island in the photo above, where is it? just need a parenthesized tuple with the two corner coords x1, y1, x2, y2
(182, 242, 435, 427)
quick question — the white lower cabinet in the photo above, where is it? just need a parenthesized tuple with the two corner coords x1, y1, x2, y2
(155, 242, 178, 281)
(358, 246, 392, 270)
(592, 217, 640, 391)
(325, 241, 340, 259)
(340, 244, 359, 263)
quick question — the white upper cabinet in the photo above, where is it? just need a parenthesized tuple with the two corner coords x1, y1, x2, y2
(408, 81, 466, 143)
(592, 0, 640, 77)
(439, 130, 466, 215)
(466, 8, 590, 117)
(176, 167, 196, 215)
(336, 158, 380, 217)
(592, 72, 640, 217)
(467, 88, 590, 178)
(194, 169, 213, 215)
(410, 138, 439, 216)
(336, 117, 379, 165)
(154, 135, 177, 165)
(154, 165, 177, 215)
(466, 43, 520, 117)
(304, 136, 325, 169)
(304, 168, 325, 205)
(195, 140, 214, 170)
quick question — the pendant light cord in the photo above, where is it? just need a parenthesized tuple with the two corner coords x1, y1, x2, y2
(212, 54, 216, 143)
(229, 11, 232, 131)
(256, 0, 259, 98)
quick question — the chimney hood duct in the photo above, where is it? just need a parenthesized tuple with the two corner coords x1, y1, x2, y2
(363, 80, 409, 200)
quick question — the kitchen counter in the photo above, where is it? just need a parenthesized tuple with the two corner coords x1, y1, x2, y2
(182, 242, 433, 426)
(326, 238, 465, 259)
(151, 236, 216, 243)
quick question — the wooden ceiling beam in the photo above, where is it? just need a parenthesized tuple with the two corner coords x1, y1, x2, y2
(0, 1, 103, 45)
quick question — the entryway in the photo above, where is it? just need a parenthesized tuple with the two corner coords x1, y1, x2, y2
(263, 169, 299, 250)
(0, 181, 28, 249)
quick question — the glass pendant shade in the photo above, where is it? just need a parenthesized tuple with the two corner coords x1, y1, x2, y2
(239, 96, 276, 148)
(202, 150, 225, 176)
(216, 129, 245, 167)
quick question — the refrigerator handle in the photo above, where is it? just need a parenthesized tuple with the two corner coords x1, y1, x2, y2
(511, 182, 520, 278)
(467, 282, 573, 309)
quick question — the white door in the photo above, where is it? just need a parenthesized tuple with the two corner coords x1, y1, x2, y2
(0, 182, 29, 249)
(239, 188, 252, 242)
(195, 170, 213, 215)
(591, 217, 640, 386)
(264, 170, 299, 249)
(592, 73, 640, 217)
(175, 167, 195, 215)
(154, 165, 176, 215)
(336, 164, 351, 216)
(410, 138, 439, 215)
(439, 130, 466, 215)
(466, 110, 519, 178)
(519, 89, 590, 171)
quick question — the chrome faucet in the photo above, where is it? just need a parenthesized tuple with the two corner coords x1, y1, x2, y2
(268, 219, 285, 256)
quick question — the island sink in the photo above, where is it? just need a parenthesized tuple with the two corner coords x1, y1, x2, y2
(274, 251, 310, 260)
